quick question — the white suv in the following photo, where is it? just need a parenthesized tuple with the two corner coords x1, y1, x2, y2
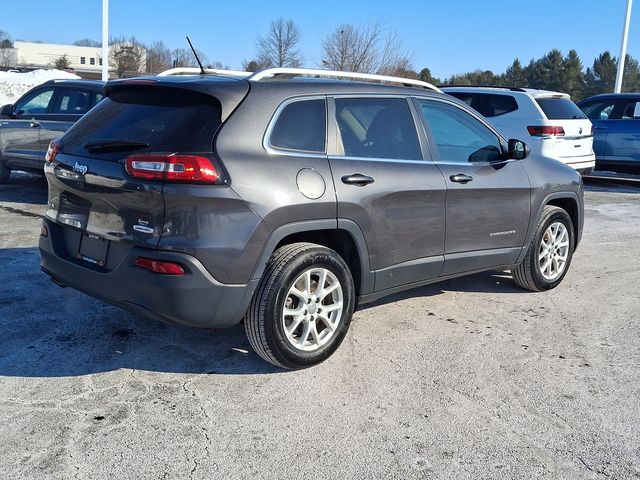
(442, 86, 595, 174)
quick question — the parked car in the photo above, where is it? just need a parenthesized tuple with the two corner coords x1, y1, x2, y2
(442, 86, 595, 174)
(39, 68, 583, 369)
(577, 93, 640, 174)
(0, 79, 104, 182)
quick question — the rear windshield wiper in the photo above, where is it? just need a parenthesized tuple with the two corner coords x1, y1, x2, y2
(84, 139, 150, 153)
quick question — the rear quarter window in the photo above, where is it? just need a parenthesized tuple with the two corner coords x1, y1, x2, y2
(62, 87, 222, 157)
(269, 99, 326, 153)
(447, 92, 518, 117)
(536, 97, 586, 120)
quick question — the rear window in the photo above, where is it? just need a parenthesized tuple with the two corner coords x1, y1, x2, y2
(447, 92, 518, 118)
(536, 97, 586, 120)
(62, 87, 222, 157)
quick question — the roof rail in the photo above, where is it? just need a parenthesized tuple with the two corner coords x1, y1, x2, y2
(248, 67, 442, 93)
(440, 84, 528, 92)
(157, 67, 251, 78)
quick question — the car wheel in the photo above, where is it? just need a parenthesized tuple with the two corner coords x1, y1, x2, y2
(511, 205, 575, 291)
(245, 242, 355, 369)
(0, 161, 10, 183)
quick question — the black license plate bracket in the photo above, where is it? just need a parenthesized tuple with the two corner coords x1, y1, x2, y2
(78, 233, 109, 267)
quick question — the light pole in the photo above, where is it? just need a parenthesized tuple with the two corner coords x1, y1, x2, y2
(614, 0, 633, 93)
(101, 0, 109, 81)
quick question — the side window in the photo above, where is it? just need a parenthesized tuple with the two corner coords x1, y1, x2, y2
(51, 89, 92, 114)
(580, 100, 616, 120)
(418, 100, 502, 164)
(14, 88, 55, 115)
(269, 99, 326, 153)
(620, 100, 640, 119)
(448, 92, 518, 118)
(93, 92, 104, 106)
(334, 97, 421, 160)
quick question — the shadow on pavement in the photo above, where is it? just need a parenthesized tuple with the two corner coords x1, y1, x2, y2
(0, 247, 282, 377)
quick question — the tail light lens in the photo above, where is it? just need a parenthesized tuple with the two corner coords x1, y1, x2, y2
(527, 126, 565, 137)
(134, 257, 186, 275)
(45, 139, 62, 163)
(125, 154, 221, 184)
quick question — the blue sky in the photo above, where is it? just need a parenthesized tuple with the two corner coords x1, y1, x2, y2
(3, 0, 639, 79)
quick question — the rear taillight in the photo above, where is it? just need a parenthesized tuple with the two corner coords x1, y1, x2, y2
(45, 139, 62, 163)
(125, 154, 221, 184)
(527, 126, 565, 137)
(134, 257, 186, 275)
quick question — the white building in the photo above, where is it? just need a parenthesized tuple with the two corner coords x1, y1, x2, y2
(14, 41, 104, 77)
(11, 41, 147, 79)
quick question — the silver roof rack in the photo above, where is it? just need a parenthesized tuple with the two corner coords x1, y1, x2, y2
(248, 67, 442, 93)
(157, 67, 251, 78)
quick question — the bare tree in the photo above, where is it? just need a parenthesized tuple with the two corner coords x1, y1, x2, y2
(255, 18, 303, 68)
(73, 38, 101, 47)
(321, 21, 413, 75)
(171, 47, 209, 68)
(110, 36, 146, 78)
(0, 30, 17, 67)
(242, 58, 268, 71)
(146, 40, 172, 73)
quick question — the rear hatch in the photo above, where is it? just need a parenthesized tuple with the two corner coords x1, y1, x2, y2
(534, 94, 594, 159)
(43, 78, 248, 268)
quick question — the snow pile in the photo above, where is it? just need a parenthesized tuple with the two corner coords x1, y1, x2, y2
(0, 69, 80, 106)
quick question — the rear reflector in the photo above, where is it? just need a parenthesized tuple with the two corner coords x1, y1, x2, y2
(134, 257, 186, 275)
(126, 154, 220, 183)
(45, 139, 62, 163)
(527, 126, 565, 137)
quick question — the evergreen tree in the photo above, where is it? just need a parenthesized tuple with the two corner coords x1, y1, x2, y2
(502, 58, 526, 87)
(562, 50, 585, 100)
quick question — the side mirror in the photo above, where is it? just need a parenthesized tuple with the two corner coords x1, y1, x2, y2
(508, 139, 529, 160)
(0, 104, 13, 117)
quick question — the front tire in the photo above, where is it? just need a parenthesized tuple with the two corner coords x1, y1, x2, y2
(245, 243, 355, 369)
(511, 206, 575, 291)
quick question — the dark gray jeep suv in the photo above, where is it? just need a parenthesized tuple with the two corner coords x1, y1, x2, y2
(39, 68, 583, 369)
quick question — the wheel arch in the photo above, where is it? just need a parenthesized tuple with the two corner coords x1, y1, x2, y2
(249, 219, 373, 297)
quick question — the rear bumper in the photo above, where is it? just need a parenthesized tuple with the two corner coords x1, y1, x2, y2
(39, 219, 257, 328)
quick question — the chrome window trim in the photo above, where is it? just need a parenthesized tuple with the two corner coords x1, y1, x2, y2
(328, 155, 428, 165)
(263, 95, 328, 158)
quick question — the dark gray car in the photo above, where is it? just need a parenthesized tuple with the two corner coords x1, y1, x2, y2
(0, 79, 104, 182)
(38, 70, 584, 369)
(577, 93, 640, 174)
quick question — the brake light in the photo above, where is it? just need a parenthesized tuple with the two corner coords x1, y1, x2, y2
(125, 154, 220, 183)
(45, 139, 62, 163)
(134, 257, 186, 275)
(527, 126, 565, 137)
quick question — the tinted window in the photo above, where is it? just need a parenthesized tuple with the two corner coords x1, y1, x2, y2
(63, 87, 222, 158)
(419, 100, 502, 164)
(620, 100, 640, 119)
(536, 97, 586, 120)
(270, 99, 326, 152)
(52, 89, 92, 114)
(15, 88, 55, 114)
(335, 97, 421, 160)
(580, 100, 616, 120)
(447, 92, 518, 117)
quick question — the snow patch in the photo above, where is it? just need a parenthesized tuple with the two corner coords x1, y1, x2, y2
(0, 69, 80, 106)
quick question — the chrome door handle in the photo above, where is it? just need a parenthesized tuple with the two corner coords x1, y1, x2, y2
(341, 173, 375, 186)
(30, 122, 40, 128)
(450, 174, 473, 184)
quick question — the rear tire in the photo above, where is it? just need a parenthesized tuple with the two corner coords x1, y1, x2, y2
(245, 242, 355, 369)
(511, 206, 575, 291)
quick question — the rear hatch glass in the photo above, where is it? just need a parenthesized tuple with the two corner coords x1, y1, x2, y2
(46, 87, 223, 258)
(536, 97, 586, 120)
(62, 87, 222, 160)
